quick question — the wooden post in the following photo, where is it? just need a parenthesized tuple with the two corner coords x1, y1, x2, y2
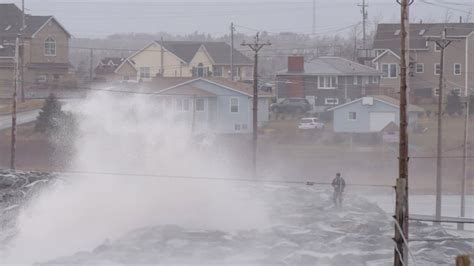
(241, 33, 271, 179)
(394, 178, 408, 266)
(456, 255, 470, 266)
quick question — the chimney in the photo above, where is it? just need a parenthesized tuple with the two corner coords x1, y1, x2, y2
(460, 16, 463, 23)
(288, 55, 304, 73)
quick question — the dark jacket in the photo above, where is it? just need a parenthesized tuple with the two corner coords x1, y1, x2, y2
(332, 177, 346, 192)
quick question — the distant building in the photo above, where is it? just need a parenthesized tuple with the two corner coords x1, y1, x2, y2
(0, 3, 73, 91)
(276, 55, 382, 112)
(328, 95, 424, 133)
(114, 41, 253, 81)
(153, 77, 271, 134)
(371, 23, 474, 104)
(94, 57, 125, 82)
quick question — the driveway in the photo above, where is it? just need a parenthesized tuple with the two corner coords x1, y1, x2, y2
(0, 109, 40, 131)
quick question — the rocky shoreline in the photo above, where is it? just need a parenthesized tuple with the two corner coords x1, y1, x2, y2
(0, 169, 55, 247)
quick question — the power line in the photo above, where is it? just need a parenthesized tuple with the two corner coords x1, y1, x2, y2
(8, 168, 394, 188)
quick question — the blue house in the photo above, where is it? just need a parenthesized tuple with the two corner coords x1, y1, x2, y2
(328, 95, 424, 133)
(154, 78, 271, 134)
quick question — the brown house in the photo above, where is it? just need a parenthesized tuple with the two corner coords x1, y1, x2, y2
(372, 23, 474, 104)
(276, 55, 382, 112)
(0, 3, 72, 94)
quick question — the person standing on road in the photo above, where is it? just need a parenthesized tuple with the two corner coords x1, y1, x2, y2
(331, 173, 346, 207)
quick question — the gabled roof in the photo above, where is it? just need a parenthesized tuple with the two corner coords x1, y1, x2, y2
(202, 42, 253, 65)
(154, 77, 271, 98)
(159, 41, 253, 65)
(371, 49, 400, 63)
(96, 57, 125, 74)
(328, 95, 424, 113)
(0, 4, 70, 38)
(100, 57, 125, 65)
(373, 23, 474, 54)
(277, 57, 382, 76)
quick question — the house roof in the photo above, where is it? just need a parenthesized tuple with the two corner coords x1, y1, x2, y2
(0, 4, 70, 57)
(0, 4, 70, 38)
(156, 84, 217, 97)
(100, 57, 125, 65)
(96, 57, 125, 74)
(381, 121, 399, 132)
(373, 23, 474, 54)
(153, 77, 272, 98)
(159, 41, 253, 65)
(277, 57, 382, 76)
(328, 95, 424, 113)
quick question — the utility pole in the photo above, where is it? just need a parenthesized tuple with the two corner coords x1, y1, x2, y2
(89, 48, 94, 82)
(20, 0, 25, 102)
(10, 36, 20, 170)
(459, 94, 469, 230)
(433, 28, 455, 222)
(230, 22, 235, 81)
(312, 0, 316, 35)
(357, 0, 368, 51)
(241, 33, 271, 179)
(394, 0, 413, 265)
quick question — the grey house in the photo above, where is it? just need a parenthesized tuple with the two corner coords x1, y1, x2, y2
(155, 78, 271, 134)
(328, 95, 424, 133)
(372, 23, 474, 103)
(276, 56, 382, 112)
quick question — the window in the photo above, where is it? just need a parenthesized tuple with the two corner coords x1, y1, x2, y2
(369, 76, 379, 84)
(348, 112, 357, 120)
(454, 63, 462, 75)
(36, 75, 47, 83)
(53, 74, 60, 80)
(195, 63, 208, 77)
(44, 37, 56, 56)
(176, 99, 183, 111)
(318, 76, 337, 89)
(195, 98, 205, 111)
(234, 124, 241, 131)
(453, 88, 462, 96)
(354, 76, 362, 85)
(242, 124, 248, 130)
(435, 64, 441, 75)
(183, 98, 191, 111)
(434, 43, 441, 52)
(325, 98, 339, 105)
(434, 88, 440, 96)
(212, 66, 223, 77)
(415, 63, 424, 73)
(139, 67, 150, 79)
(381, 63, 397, 78)
(230, 97, 239, 113)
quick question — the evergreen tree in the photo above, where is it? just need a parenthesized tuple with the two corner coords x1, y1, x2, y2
(35, 93, 64, 133)
(445, 90, 463, 116)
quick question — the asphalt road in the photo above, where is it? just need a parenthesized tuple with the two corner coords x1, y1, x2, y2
(0, 109, 41, 131)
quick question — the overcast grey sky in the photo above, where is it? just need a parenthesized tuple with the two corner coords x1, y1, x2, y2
(2, 0, 473, 38)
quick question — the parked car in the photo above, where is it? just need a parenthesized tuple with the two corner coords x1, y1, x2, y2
(270, 98, 312, 114)
(298, 117, 325, 130)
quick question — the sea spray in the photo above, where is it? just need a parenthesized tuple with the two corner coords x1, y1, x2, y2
(1, 91, 267, 264)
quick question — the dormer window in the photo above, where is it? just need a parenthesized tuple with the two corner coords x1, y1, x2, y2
(394, 30, 400, 36)
(44, 37, 56, 56)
